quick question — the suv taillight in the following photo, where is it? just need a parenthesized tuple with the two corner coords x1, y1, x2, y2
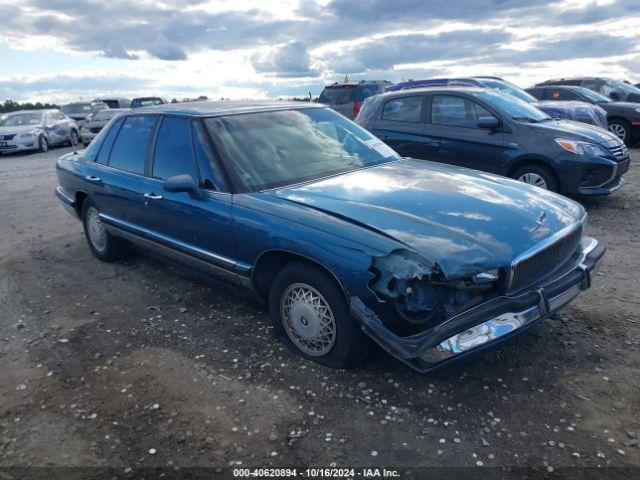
(354, 100, 362, 117)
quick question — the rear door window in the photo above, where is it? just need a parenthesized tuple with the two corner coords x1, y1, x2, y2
(95, 118, 124, 165)
(152, 117, 199, 181)
(550, 89, 579, 100)
(108, 115, 157, 174)
(431, 95, 491, 128)
(382, 96, 423, 122)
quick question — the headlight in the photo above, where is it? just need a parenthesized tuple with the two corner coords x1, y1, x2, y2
(555, 138, 609, 157)
(635, 107, 640, 114)
(18, 130, 36, 138)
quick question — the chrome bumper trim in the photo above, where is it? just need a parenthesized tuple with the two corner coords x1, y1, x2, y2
(420, 237, 600, 363)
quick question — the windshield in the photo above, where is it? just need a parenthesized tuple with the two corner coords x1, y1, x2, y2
(476, 90, 551, 123)
(61, 103, 91, 114)
(607, 80, 640, 95)
(205, 107, 400, 191)
(575, 87, 611, 103)
(318, 86, 356, 105)
(0, 112, 43, 126)
(479, 79, 537, 104)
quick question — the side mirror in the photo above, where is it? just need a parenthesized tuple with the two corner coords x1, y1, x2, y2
(609, 91, 621, 101)
(163, 174, 204, 200)
(477, 116, 499, 130)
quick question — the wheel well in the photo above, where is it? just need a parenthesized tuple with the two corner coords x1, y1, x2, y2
(607, 116, 630, 126)
(506, 158, 558, 180)
(75, 191, 88, 217)
(251, 250, 346, 302)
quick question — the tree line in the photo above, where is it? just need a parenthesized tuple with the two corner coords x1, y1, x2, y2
(1, 100, 60, 114)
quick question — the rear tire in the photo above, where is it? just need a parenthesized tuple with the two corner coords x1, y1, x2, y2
(512, 164, 559, 192)
(81, 199, 127, 262)
(269, 262, 371, 369)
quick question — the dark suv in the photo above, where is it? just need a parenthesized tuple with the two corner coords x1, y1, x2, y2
(356, 87, 629, 196)
(537, 77, 640, 103)
(527, 85, 640, 145)
(318, 81, 390, 119)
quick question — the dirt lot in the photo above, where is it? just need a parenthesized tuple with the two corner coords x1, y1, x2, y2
(0, 144, 639, 478)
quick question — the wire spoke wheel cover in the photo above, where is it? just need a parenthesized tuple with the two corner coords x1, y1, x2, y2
(86, 207, 107, 252)
(608, 123, 626, 141)
(518, 172, 548, 189)
(280, 283, 336, 356)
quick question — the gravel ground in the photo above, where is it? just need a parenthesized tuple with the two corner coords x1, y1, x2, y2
(0, 144, 638, 478)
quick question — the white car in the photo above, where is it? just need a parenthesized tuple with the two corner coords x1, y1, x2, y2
(0, 109, 79, 154)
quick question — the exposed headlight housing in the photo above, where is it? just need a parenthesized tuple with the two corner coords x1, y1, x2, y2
(555, 138, 609, 157)
(472, 268, 500, 284)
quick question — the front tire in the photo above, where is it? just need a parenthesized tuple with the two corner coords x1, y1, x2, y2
(69, 129, 79, 146)
(512, 164, 559, 192)
(81, 199, 127, 262)
(269, 262, 371, 369)
(608, 120, 631, 145)
(38, 135, 48, 153)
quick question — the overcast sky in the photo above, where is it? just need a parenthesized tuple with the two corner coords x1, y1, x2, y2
(0, 0, 639, 103)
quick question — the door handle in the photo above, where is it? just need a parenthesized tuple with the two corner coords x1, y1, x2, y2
(144, 193, 163, 200)
(85, 175, 101, 183)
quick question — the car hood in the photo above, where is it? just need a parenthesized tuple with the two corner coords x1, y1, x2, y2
(530, 118, 618, 143)
(269, 159, 584, 279)
(0, 124, 41, 135)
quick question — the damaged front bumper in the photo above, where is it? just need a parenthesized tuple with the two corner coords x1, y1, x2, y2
(350, 237, 605, 373)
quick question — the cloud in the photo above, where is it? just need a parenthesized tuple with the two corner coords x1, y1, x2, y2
(0, 0, 639, 101)
(320, 29, 513, 73)
(251, 42, 319, 78)
(0, 74, 153, 102)
(102, 41, 139, 60)
(489, 33, 638, 66)
(146, 34, 188, 61)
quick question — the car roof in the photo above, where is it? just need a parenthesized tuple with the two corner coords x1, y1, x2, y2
(380, 86, 487, 97)
(6, 109, 53, 114)
(534, 85, 580, 89)
(129, 100, 325, 117)
(324, 81, 389, 88)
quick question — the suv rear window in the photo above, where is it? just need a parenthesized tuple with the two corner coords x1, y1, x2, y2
(319, 86, 356, 105)
(356, 84, 383, 101)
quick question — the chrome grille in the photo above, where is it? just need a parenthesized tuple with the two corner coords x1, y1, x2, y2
(1, 134, 16, 141)
(509, 226, 583, 291)
(605, 139, 629, 162)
